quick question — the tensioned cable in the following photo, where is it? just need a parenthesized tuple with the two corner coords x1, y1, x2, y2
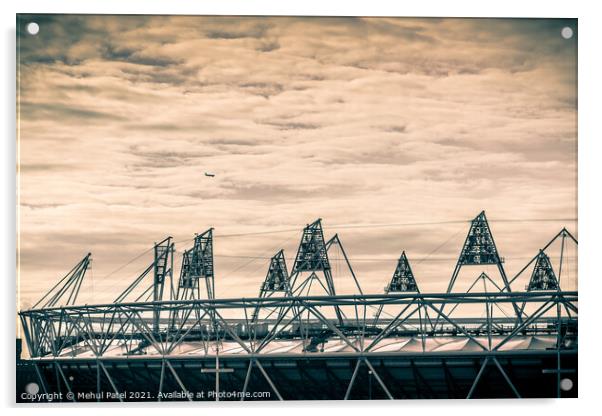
(218, 232, 300, 282)
(93, 236, 194, 283)
(80, 239, 182, 303)
(88, 217, 577, 281)
(212, 217, 577, 238)
(96, 246, 154, 281)
(415, 225, 466, 266)
(211, 254, 577, 262)
(70, 216, 577, 303)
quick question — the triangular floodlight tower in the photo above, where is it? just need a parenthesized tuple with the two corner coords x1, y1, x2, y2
(526, 251, 560, 291)
(517, 251, 561, 321)
(32, 253, 92, 309)
(447, 211, 510, 292)
(444, 211, 522, 321)
(252, 249, 292, 322)
(176, 229, 215, 301)
(508, 228, 577, 289)
(389, 251, 419, 293)
(289, 219, 344, 325)
(289, 225, 363, 295)
(506, 228, 577, 320)
(373, 251, 421, 324)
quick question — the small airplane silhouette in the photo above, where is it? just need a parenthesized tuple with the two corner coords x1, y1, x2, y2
(204, 172, 215, 177)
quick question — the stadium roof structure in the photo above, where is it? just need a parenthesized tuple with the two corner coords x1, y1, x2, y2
(18, 212, 578, 401)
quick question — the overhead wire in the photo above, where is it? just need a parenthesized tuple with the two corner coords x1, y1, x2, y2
(216, 231, 300, 286)
(209, 254, 577, 263)
(82, 216, 577, 283)
(47, 216, 577, 304)
(212, 217, 577, 238)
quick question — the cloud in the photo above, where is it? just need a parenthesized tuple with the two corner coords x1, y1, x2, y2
(19, 163, 72, 172)
(20, 101, 127, 122)
(256, 40, 280, 52)
(259, 121, 322, 130)
(16, 15, 578, 305)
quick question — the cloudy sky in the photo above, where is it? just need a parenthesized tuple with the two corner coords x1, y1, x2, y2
(17, 15, 578, 308)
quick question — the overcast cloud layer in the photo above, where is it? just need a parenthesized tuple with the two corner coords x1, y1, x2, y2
(17, 16, 578, 307)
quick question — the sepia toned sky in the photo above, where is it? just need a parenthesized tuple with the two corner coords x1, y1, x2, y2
(17, 15, 578, 308)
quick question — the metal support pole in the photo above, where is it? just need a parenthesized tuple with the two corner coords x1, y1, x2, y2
(254, 360, 283, 401)
(492, 357, 521, 398)
(344, 359, 362, 400)
(165, 360, 193, 402)
(241, 360, 253, 401)
(363, 358, 394, 400)
(467, 357, 489, 399)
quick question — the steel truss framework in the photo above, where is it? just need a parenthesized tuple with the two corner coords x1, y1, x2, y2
(19, 213, 578, 401)
(20, 291, 577, 401)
